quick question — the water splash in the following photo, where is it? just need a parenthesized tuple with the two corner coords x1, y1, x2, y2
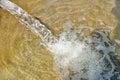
(1, 0, 120, 80)
(48, 21, 120, 80)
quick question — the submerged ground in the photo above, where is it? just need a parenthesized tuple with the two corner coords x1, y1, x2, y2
(0, 0, 120, 80)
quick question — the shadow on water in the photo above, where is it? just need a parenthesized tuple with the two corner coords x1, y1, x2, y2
(112, 0, 120, 39)
(112, 0, 120, 54)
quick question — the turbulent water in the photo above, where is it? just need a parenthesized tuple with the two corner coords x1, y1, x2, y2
(48, 21, 120, 80)
(1, 0, 120, 80)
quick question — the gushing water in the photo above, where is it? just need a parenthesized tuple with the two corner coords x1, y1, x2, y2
(0, 0, 120, 80)
(0, 0, 57, 45)
(48, 21, 120, 80)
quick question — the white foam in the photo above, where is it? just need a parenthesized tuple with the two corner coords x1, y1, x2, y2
(1, 0, 119, 79)
(115, 39, 120, 44)
(47, 20, 120, 80)
(47, 21, 114, 80)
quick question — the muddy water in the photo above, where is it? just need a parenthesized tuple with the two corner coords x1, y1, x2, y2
(0, 0, 59, 80)
(0, 0, 119, 80)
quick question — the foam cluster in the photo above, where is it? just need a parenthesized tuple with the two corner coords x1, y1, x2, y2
(47, 21, 120, 80)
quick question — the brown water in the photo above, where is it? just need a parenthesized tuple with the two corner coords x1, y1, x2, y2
(0, 0, 119, 80)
